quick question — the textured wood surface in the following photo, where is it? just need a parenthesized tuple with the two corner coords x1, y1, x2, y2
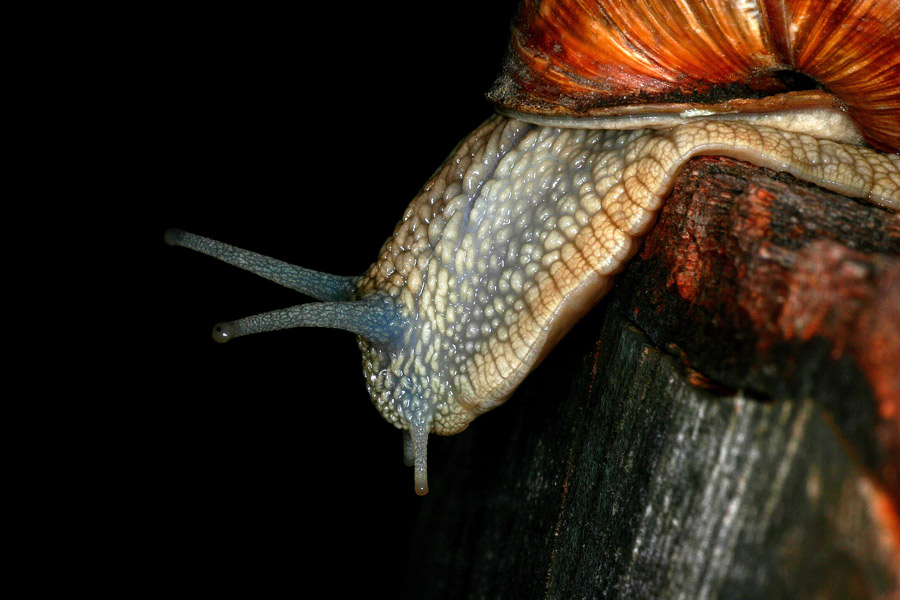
(398, 157, 900, 599)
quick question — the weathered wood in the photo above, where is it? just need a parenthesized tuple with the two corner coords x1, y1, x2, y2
(621, 156, 900, 503)
(399, 157, 900, 599)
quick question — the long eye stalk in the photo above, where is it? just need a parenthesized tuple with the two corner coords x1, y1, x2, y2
(209, 296, 403, 346)
(165, 229, 404, 347)
(165, 229, 357, 301)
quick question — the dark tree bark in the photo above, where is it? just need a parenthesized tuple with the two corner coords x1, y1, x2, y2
(399, 157, 900, 600)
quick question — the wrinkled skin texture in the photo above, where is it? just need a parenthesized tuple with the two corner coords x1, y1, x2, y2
(353, 114, 899, 494)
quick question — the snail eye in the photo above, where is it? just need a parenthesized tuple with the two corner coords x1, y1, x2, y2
(211, 322, 235, 344)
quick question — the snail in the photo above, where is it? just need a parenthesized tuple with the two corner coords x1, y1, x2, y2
(167, 0, 900, 495)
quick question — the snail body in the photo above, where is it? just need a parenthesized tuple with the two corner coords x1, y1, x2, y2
(168, 0, 900, 495)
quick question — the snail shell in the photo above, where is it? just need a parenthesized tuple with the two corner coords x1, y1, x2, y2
(489, 0, 900, 152)
(169, 0, 900, 495)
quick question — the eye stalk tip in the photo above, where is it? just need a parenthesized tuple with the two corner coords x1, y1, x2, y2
(212, 322, 236, 343)
(164, 228, 184, 247)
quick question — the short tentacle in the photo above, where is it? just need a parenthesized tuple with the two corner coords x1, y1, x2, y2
(408, 414, 431, 496)
(401, 421, 432, 495)
(165, 229, 357, 301)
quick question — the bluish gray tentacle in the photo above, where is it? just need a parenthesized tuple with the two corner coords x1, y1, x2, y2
(166, 229, 405, 347)
(211, 294, 403, 347)
(165, 229, 357, 301)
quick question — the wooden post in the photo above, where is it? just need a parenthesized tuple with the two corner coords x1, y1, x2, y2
(400, 157, 900, 599)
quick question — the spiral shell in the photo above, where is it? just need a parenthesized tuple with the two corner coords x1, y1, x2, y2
(488, 0, 900, 152)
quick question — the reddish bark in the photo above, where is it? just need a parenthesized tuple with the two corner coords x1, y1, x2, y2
(623, 155, 900, 558)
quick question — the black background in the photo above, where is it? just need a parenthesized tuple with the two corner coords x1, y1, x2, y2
(144, 2, 520, 595)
